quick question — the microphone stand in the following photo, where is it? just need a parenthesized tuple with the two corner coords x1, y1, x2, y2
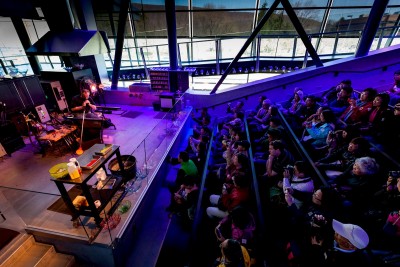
(76, 109, 86, 155)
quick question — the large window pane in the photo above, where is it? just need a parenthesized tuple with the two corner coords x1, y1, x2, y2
(134, 12, 168, 37)
(317, 35, 336, 55)
(260, 37, 279, 57)
(221, 39, 252, 60)
(288, 0, 328, 6)
(275, 37, 295, 57)
(191, 40, 216, 62)
(193, 11, 253, 37)
(326, 8, 371, 33)
(336, 36, 359, 54)
(257, 5, 323, 34)
(331, 0, 375, 6)
(176, 12, 189, 36)
(294, 37, 318, 57)
(131, 1, 165, 11)
(192, 1, 256, 9)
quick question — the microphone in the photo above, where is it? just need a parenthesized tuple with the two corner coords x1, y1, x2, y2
(85, 102, 90, 112)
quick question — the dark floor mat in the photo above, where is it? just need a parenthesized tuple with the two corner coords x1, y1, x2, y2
(0, 228, 20, 250)
(47, 186, 82, 215)
(121, 111, 143, 119)
(154, 112, 168, 119)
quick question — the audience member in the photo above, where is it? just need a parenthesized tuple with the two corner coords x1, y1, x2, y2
(381, 102, 400, 156)
(207, 173, 250, 220)
(282, 161, 315, 209)
(280, 89, 305, 116)
(167, 175, 199, 220)
(387, 70, 400, 105)
(213, 239, 251, 267)
(315, 136, 371, 180)
(247, 99, 272, 133)
(358, 93, 393, 143)
(167, 151, 199, 204)
(260, 140, 295, 194)
(248, 95, 267, 118)
(320, 79, 352, 106)
(302, 109, 336, 149)
(215, 205, 256, 252)
(306, 219, 372, 266)
(227, 101, 245, 115)
(339, 87, 377, 124)
(328, 85, 354, 116)
(192, 107, 211, 126)
(332, 156, 380, 211)
(291, 96, 320, 134)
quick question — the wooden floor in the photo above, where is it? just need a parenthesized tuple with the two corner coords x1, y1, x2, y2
(0, 104, 170, 242)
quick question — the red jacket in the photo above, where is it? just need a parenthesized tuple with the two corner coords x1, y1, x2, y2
(340, 101, 372, 123)
(221, 186, 250, 212)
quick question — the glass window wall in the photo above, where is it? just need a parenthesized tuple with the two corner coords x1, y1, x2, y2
(193, 10, 254, 37)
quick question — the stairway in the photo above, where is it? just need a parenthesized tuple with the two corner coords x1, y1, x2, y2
(0, 234, 75, 267)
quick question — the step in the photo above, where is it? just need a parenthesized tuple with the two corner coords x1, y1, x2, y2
(35, 246, 75, 267)
(0, 235, 51, 267)
(0, 233, 28, 264)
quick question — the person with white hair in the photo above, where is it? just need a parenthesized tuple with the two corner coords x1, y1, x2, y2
(280, 89, 305, 116)
(333, 156, 380, 211)
(306, 219, 372, 266)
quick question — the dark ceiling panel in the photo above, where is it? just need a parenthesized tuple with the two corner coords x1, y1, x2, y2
(0, 0, 40, 19)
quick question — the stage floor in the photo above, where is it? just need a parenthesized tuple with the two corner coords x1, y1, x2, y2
(0, 104, 174, 244)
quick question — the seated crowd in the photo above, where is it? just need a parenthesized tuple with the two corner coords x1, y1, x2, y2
(164, 71, 400, 266)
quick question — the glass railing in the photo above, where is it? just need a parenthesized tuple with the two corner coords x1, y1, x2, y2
(0, 97, 191, 245)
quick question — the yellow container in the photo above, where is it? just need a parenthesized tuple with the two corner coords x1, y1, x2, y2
(67, 162, 81, 179)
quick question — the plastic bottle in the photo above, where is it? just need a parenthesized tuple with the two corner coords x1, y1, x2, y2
(69, 158, 82, 174)
(67, 162, 81, 179)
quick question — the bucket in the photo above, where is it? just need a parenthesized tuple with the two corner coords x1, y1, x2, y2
(108, 155, 137, 180)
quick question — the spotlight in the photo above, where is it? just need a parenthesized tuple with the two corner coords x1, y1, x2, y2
(90, 83, 97, 94)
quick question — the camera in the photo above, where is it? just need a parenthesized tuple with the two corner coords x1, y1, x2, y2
(284, 165, 294, 176)
(389, 171, 400, 178)
(284, 165, 294, 171)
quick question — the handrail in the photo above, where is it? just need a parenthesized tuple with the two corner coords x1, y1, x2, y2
(277, 109, 329, 186)
(243, 114, 266, 238)
(0, 185, 61, 197)
(188, 122, 215, 265)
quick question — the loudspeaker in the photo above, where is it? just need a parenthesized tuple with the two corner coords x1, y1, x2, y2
(40, 80, 68, 112)
(0, 122, 25, 155)
(159, 92, 175, 110)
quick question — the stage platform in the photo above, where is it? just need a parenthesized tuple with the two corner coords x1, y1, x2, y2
(0, 103, 193, 266)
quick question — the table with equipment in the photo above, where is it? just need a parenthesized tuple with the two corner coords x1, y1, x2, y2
(39, 125, 77, 155)
(50, 144, 126, 228)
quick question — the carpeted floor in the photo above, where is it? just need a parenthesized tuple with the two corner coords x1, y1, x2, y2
(0, 228, 20, 250)
(121, 111, 143, 119)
